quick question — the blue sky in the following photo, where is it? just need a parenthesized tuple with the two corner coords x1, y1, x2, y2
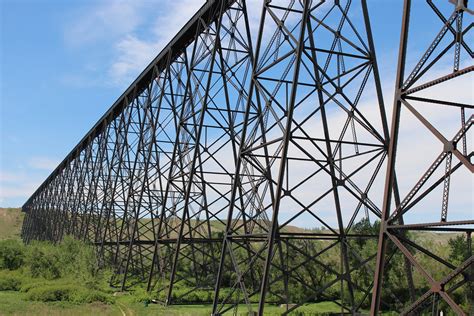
(0, 0, 471, 219)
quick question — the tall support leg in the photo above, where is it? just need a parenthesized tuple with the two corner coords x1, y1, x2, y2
(370, 0, 411, 312)
(257, 2, 312, 314)
(371, 0, 473, 314)
(212, 0, 263, 313)
(468, 232, 473, 315)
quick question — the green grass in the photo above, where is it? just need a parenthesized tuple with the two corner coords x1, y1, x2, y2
(0, 291, 118, 316)
(0, 291, 345, 316)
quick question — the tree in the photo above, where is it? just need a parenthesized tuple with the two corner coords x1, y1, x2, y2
(448, 234, 468, 264)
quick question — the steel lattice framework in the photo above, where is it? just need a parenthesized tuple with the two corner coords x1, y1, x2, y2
(20, 0, 473, 315)
(371, 0, 473, 315)
(212, 0, 394, 314)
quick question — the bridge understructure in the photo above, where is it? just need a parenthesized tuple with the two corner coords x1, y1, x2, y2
(21, 0, 472, 315)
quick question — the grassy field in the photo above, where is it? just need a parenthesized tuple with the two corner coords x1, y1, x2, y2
(0, 290, 346, 316)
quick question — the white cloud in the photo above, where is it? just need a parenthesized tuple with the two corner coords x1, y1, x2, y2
(64, 0, 145, 47)
(64, 0, 206, 86)
(28, 157, 60, 171)
(0, 171, 22, 183)
(0, 170, 45, 206)
(108, 34, 161, 84)
(0, 183, 40, 200)
(108, 0, 204, 85)
(62, 0, 299, 86)
(0, 156, 59, 206)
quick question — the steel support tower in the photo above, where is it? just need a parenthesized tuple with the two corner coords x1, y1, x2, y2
(143, 0, 254, 303)
(211, 0, 394, 314)
(371, 0, 473, 315)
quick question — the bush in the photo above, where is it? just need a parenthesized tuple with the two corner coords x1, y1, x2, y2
(26, 283, 113, 304)
(26, 245, 61, 279)
(55, 236, 98, 280)
(130, 287, 152, 303)
(0, 239, 25, 270)
(0, 237, 114, 306)
(26, 284, 70, 301)
(22, 237, 98, 281)
(19, 279, 50, 293)
(0, 270, 24, 290)
(72, 289, 112, 304)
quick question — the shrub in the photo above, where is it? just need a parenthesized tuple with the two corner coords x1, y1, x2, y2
(22, 237, 98, 281)
(25, 245, 61, 279)
(0, 237, 113, 306)
(56, 236, 98, 280)
(130, 287, 152, 303)
(70, 288, 113, 304)
(0, 270, 24, 290)
(0, 239, 25, 270)
(19, 279, 49, 293)
(26, 283, 113, 304)
(26, 284, 70, 301)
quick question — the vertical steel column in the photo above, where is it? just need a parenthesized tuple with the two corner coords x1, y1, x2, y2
(166, 2, 226, 302)
(360, 0, 416, 303)
(98, 107, 133, 265)
(211, 0, 263, 312)
(257, 1, 311, 314)
(119, 60, 173, 289)
(147, 26, 201, 304)
(213, 0, 394, 314)
(145, 52, 189, 292)
(118, 82, 157, 290)
(370, 0, 411, 312)
(371, 0, 473, 314)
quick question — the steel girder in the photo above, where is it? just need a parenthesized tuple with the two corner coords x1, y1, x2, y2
(20, 0, 473, 315)
(371, 0, 473, 315)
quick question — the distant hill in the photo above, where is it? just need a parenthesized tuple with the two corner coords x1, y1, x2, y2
(0, 207, 23, 240)
(0, 207, 459, 249)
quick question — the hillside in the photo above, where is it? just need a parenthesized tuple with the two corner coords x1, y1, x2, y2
(0, 208, 23, 240)
(0, 207, 459, 245)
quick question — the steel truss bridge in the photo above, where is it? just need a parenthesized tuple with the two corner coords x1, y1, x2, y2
(21, 0, 473, 315)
